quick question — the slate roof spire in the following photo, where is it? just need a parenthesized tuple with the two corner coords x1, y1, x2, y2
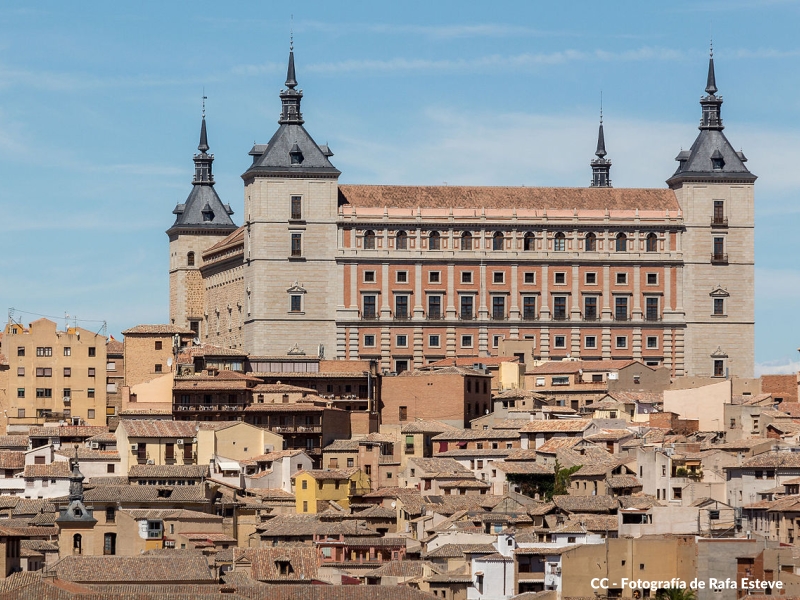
(590, 100, 612, 187)
(279, 39, 304, 125)
(699, 44, 723, 130)
(193, 110, 214, 184)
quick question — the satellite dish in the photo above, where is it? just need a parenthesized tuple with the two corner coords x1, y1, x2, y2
(167, 357, 173, 367)
(391, 501, 397, 509)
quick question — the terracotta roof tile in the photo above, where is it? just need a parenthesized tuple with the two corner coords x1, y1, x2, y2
(401, 420, 460, 434)
(248, 546, 319, 582)
(427, 357, 520, 368)
(433, 429, 520, 441)
(122, 324, 194, 335)
(24, 462, 71, 479)
(50, 554, 214, 583)
(118, 419, 198, 438)
(521, 419, 592, 433)
(0, 436, 29, 449)
(28, 426, 108, 438)
(128, 464, 208, 479)
(338, 185, 680, 212)
(0, 451, 25, 470)
(552, 495, 619, 513)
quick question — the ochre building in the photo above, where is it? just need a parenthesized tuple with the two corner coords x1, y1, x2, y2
(168, 50, 755, 379)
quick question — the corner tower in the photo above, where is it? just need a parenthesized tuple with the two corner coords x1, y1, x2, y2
(168, 112, 237, 335)
(667, 48, 756, 377)
(241, 46, 341, 356)
(590, 111, 612, 187)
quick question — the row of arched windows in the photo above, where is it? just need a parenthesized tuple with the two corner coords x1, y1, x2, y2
(362, 230, 659, 253)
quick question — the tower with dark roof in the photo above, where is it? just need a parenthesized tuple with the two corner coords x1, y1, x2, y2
(167, 112, 238, 336)
(667, 48, 756, 378)
(241, 45, 341, 357)
(590, 112, 611, 188)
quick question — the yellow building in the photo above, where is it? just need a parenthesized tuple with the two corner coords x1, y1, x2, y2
(115, 419, 199, 473)
(292, 468, 370, 514)
(2, 318, 108, 431)
(196, 420, 284, 465)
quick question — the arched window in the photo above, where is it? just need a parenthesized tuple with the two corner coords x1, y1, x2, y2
(646, 233, 658, 252)
(585, 233, 597, 252)
(461, 232, 472, 251)
(396, 230, 407, 250)
(553, 232, 566, 252)
(616, 233, 627, 252)
(363, 230, 376, 250)
(492, 231, 504, 251)
(429, 231, 440, 250)
(187, 252, 195, 267)
(523, 232, 535, 251)
(73, 534, 82, 555)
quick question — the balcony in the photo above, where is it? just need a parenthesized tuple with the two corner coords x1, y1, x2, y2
(393, 311, 409, 321)
(644, 314, 661, 322)
(521, 313, 538, 321)
(459, 312, 476, 321)
(405, 445, 415, 455)
(378, 454, 398, 464)
(711, 253, 728, 264)
(490, 313, 507, 321)
(426, 311, 443, 321)
(582, 313, 599, 322)
(711, 216, 729, 227)
(361, 311, 379, 321)
(552, 313, 569, 321)
(614, 314, 630, 322)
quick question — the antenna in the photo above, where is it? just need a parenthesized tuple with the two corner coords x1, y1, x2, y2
(202, 88, 207, 118)
(600, 90, 603, 124)
(290, 15, 294, 51)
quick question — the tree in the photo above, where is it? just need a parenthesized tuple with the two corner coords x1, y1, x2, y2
(552, 460, 582, 498)
(656, 588, 696, 600)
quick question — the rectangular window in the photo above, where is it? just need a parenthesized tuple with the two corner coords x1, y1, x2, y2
(553, 335, 566, 349)
(35, 368, 52, 377)
(17, 409, 24, 418)
(646, 273, 658, 285)
(290, 295, 302, 312)
(428, 296, 441, 319)
(616, 336, 628, 349)
(585, 336, 597, 349)
(713, 298, 724, 315)
(395, 295, 409, 319)
(553, 296, 567, 320)
(362, 295, 377, 319)
(554, 272, 566, 285)
(713, 200, 724, 223)
(645, 297, 659, 321)
(428, 334, 440, 348)
(87, 388, 95, 398)
(493, 272, 504, 284)
(615, 297, 628, 321)
(429, 271, 440, 283)
(524, 272, 535, 284)
(35, 388, 52, 398)
(552, 376, 569, 385)
(291, 233, 302, 257)
(154, 341, 162, 350)
(36, 347, 53, 357)
(291, 195, 302, 220)
(363, 335, 376, 348)
(17, 389, 24, 399)
(63, 368, 71, 377)
(17, 347, 24, 357)
(615, 273, 627, 285)
(363, 270, 376, 283)
(87, 409, 95, 420)
(584, 296, 598, 320)
(63, 388, 71, 398)
(63, 347, 71, 356)
(88, 347, 96, 357)
(154, 364, 162, 373)
(460, 295, 474, 320)
(396, 335, 408, 348)
(396, 270, 408, 283)
(399, 406, 408, 421)
(714, 360, 725, 377)
(492, 335, 502, 348)
(647, 336, 659, 349)
(585, 272, 597, 285)
(713, 237, 724, 257)
(461, 271, 472, 284)
(88, 367, 96, 377)
(461, 335, 473, 348)
(492, 296, 505, 320)
(17, 367, 24, 377)
(523, 296, 536, 320)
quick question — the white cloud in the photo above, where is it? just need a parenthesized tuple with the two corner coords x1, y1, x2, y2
(755, 358, 800, 376)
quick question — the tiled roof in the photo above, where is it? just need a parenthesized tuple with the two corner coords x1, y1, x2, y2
(505, 449, 540, 461)
(521, 419, 592, 433)
(339, 185, 680, 211)
(256, 514, 379, 537)
(0, 451, 24, 470)
(0, 436, 29, 449)
(122, 508, 222, 522)
(244, 403, 328, 413)
(399, 365, 492, 378)
(540, 406, 579, 414)
(536, 437, 584, 454)
(106, 339, 124, 355)
(118, 419, 198, 438)
(585, 429, 635, 442)
(607, 475, 643, 489)
(494, 388, 546, 400)
(490, 418, 534, 430)
(494, 461, 553, 475)
(424, 543, 496, 558)
(49, 554, 214, 583)
(24, 462, 71, 479)
(515, 545, 578, 556)
(240, 450, 306, 465)
(248, 547, 318, 581)
(438, 449, 511, 458)
(552, 495, 619, 513)
(740, 452, 800, 468)
(85, 432, 117, 443)
(433, 429, 520, 441)
(606, 391, 664, 404)
(566, 513, 619, 532)
(295, 468, 359, 481)
(438, 480, 491, 489)
(28, 426, 108, 438)
(54, 448, 120, 461)
(122, 324, 194, 335)
(119, 406, 174, 416)
(324, 439, 361, 452)
(83, 484, 210, 504)
(407, 457, 471, 475)
(401, 420, 459, 434)
(128, 464, 209, 479)
(364, 560, 440, 578)
(252, 383, 317, 393)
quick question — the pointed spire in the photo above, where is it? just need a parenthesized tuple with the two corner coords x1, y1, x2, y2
(590, 98, 611, 187)
(285, 47, 298, 89)
(705, 41, 717, 95)
(279, 36, 304, 125)
(198, 117, 209, 153)
(192, 101, 214, 185)
(595, 98, 607, 158)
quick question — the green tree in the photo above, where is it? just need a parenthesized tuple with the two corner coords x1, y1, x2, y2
(656, 588, 696, 600)
(552, 460, 582, 498)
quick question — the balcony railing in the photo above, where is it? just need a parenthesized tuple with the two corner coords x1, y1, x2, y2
(711, 253, 729, 264)
(552, 313, 569, 321)
(459, 312, 476, 321)
(583, 313, 599, 322)
(426, 310, 443, 321)
(361, 311, 379, 321)
(711, 217, 729, 227)
(378, 455, 397, 464)
(490, 313, 507, 321)
(644, 314, 661, 322)
(614, 314, 630, 322)
(521, 313, 538, 321)
(393, 311, 409, 320)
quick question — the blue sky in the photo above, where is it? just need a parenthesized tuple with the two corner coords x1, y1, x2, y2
(1, 1, 799, 373)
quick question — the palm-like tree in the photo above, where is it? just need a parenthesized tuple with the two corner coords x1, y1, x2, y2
(656, 588, 696, 600)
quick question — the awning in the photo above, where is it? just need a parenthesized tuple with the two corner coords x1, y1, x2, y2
(217, 460, 240, 472)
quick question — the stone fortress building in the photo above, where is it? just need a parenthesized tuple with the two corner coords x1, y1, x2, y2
(168, 47, 755, 378)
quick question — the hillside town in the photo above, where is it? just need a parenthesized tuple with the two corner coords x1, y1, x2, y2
(0, 30, 790, 600)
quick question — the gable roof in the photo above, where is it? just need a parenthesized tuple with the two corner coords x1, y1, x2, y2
(49, 554, 214, 583)
(118, 420, 198, 438)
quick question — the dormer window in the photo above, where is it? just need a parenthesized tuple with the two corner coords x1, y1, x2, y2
(201, 204, 214, 222)
(289, 143, 304, 165)
(276, 560, 294, 575)
(711, 150, 725, 170)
